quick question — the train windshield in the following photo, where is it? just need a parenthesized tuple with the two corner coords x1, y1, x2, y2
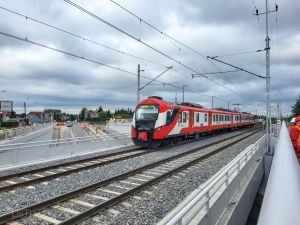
(136, 104, 159, 120)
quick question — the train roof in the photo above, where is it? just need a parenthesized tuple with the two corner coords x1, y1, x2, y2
(143, 96, 253, 115)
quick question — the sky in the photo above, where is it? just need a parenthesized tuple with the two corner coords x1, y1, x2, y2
(0, 0, 299, 118)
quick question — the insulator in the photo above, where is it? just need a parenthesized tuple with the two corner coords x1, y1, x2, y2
(256, 9, 258, 15)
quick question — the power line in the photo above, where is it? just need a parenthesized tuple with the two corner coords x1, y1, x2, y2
(64, 0, 264, 107)
(207, 56, 266, 79)
(109, 0, 207, 59)
(0, 6, 167, 68)
(1, 4, 267, 111)
(107, 0, 267, 109)
(211, 49, 266, 58)
(0, 30, 215, 102)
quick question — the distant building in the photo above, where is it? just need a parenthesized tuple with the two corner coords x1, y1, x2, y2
(84, 109, 98, 119)
(0, 112, 11, 122)
(44, 109, 61, 122)
(27, 111, 44, 124)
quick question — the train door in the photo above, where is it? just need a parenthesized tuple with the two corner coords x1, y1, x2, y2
(178, 111, 189, 130)
(208, 113, 212, 131)
(189, 111, 194, 134)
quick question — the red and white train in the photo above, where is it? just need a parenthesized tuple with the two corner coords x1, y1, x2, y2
(131, 96, 255, 148)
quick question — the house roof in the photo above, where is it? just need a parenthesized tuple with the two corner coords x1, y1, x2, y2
(29, 111, 43, 115)
(84, 109, 98, 113)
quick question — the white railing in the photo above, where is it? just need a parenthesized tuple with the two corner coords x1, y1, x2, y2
(0, 133, 133, 169)
(257, 122, 300, 225)
(159, 135, 266, 225)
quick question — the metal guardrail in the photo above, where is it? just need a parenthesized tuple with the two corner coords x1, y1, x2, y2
(0, 133, 133, 169)
(257, 122, 300, 225)
(159, 135, 266, 225)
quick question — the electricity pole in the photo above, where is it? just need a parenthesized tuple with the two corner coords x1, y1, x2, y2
(182, 85, 187, 102)
(255, 1, 278, 154)
(137, 64, 141, 104)
(211, 96, 215, 109)
(233, 103, 240, 112)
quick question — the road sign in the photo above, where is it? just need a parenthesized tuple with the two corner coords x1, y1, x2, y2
(0, 101, 13, 112)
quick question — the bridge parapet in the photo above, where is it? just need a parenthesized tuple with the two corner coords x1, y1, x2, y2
(257, 122, 300, 225)
(158, 135, 266, 225)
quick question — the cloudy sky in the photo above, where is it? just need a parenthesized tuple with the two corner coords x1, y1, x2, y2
(0, 0, 299, 117)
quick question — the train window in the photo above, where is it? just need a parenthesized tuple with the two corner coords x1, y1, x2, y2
(205, 114, 207, 122)
(196, 113, 199, 122)
(136, 104, 159, 120)
(183, 112, 187, 123)
(216, 115, 218, 122)
(166, 111, 171, 124)
(178, 112, 182, 123)
(213, 114, 215, 122)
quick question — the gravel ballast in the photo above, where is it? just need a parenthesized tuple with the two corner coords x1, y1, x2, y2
(0, 130, 264, 224)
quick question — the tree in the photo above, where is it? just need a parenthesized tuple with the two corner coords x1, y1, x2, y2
(98, 111, 106, 118)
(98, 106, 103, 112)
(291, 95, 300, 117)
(10, 110, 16, 118)
(107, 109, 111, 118)
(80, 107, 87, 121)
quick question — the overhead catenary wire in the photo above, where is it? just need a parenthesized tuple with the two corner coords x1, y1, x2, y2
(0, 7, 216, 102)
(0, 31, 215, 102)
(1, 4, 263, 108)
(207, 56, 266, 79)
(0, 6, 167, 68)
(64, 0, 264, 108)
(0, 4, 268, 111)
(108, 0, 265, 108)
(251, 0, 265, 48)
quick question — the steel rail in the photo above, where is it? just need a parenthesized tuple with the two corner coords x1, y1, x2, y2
(0, 128, 262, 224)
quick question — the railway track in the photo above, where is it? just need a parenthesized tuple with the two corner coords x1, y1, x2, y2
(0, 126, 261, 193)
(0, 148, 148, 192)
(0, 128, 263, 224)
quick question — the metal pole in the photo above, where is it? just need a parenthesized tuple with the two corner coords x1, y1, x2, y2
(265, 0, 272, 154)
(137, 64, 140, 104)
(211, 96, 215, 109)
(24, 102, 26, 125)
(183, 85, 187, 102)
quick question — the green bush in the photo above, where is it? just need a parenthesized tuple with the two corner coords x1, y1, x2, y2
(0, 121, 19, 128)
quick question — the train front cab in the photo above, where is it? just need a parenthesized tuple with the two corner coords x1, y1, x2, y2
(131, 103, 163, 148)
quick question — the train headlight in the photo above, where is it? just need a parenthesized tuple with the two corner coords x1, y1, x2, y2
(154, 126, 162, 132)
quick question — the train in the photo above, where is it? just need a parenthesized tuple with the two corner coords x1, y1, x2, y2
(131, 96, 255, 148)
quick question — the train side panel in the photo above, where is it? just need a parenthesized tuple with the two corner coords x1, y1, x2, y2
(131, 96, 255, 148)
